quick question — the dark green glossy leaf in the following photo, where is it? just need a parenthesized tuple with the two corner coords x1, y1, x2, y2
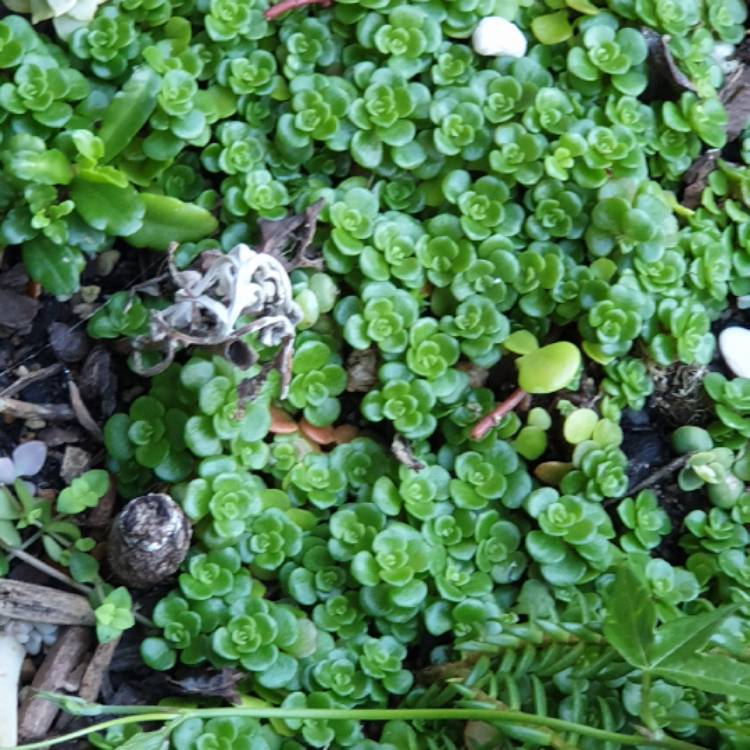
(603, 561, 655, 668)
(22, 238, 85, 296)
(99, 67, 162, 163)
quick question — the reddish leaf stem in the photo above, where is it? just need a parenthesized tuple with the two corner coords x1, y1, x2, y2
(470, 387, 528, 441)
(264, 0, 331, 20)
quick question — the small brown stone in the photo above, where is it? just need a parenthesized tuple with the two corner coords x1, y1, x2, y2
(107, 494, 191, 588)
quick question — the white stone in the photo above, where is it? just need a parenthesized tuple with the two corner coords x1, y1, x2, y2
(472, 16, 527, 58)
(719, 326, 750, 379)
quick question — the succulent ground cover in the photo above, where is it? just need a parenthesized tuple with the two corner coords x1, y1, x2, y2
(2, 0, 750, 748)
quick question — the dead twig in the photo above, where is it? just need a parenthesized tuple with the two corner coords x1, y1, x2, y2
(0, 544, 91, 597)
(0, 364, 63, 399)
(0, 397, 74, 422)
(627, 455, 689, 495)
(470, 388, 529, 441)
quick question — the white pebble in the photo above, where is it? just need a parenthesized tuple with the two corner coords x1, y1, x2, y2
(472, 17, 527, 58)
(719, 326, 750, 379)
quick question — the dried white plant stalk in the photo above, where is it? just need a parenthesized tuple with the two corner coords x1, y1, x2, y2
(132, 243, 303, 394)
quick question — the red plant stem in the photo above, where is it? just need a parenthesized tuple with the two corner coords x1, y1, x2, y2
(265, 0, 331, 20)
(470, 387, 528, 441)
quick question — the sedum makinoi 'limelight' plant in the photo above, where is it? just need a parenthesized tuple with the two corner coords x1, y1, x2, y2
(5, 0, 750, 748)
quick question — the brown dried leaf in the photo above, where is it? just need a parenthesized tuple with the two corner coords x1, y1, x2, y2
(642, 29, 696, 98)
(346, 348, 378, 392)
(257, 199, 325, 271)
(681, 149, 721, 209)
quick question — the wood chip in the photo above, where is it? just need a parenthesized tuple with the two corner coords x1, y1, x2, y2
(55, 636, 121, 730)
(18, 626, 94, 740)
(0, 580, 95, 625)
(78, 636, 120, 702)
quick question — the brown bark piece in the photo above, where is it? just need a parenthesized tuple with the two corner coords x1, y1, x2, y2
(18, 626, 94, 740)
(0, 580, 95, 625)
(720, 64, 750, 142)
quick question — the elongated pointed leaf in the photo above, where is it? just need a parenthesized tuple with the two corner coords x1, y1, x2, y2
(648, 605, 739, 667)
(99, 67, 161, 163)
(123, 193, 218, 250)
(655, 652, 750, 701)
(603, 561, 655, 668)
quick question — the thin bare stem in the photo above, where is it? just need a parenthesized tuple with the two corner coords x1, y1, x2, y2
(470, 388, 528, 441)
(1, 543, 90, 596)
(5, 703, 712, 750)
(264, 0, 331, 20)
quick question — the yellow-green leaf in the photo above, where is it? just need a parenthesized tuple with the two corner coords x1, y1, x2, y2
(531, 11, 572, 45)
(516, 342, 581, 394)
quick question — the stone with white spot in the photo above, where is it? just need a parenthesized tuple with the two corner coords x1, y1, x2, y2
(719, 326, 750, 379)
(472, 16, 527, 58)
